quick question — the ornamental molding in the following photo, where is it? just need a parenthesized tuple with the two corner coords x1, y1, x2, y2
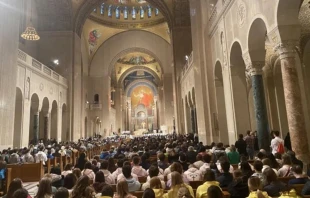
(237, 0, 246, 27)
(274, 40, 299, 59)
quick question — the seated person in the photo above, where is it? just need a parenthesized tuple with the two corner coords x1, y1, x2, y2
(132, 156, 147, 177)
(114, 179, 137, 198)
(207, 185, 223, 198)
(301, 177, 310, 196)
(196, 170, 221, 198)
(117, 162, 138, 182)
(216, 161, 233, 188)
(158, 153, 169, 170)
(278, 154, 293, 177)
(163, 171, 194, 198)
(193, 154, 204, 169)
(227, 145, 240, 165)
(121, 165, 141, 192)
(166, 162, 189, 188)
(199, 154, 212, 175)
(150, 177, 165, 198)
(100, 160, 115, 185)
(101, 185, 114, 198)
(247, 177, 270, 198)
(288, 165, 308, 185)
(262, 158, 278, 176)
(142, 165, 165, 190)
(184, 163, 202, 181)
(227, 169, 249, 198)
(112, 159, 124, 180)
(251, 160, 264, 183)
(262, 168, 286, 197)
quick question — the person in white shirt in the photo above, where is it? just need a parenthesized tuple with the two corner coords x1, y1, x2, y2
(193, 154, 204, 169)
(199, 154, 212, 175)
(142, 165, 165, 190)
(184, 164, 202, 181)
(271, 131, 284, 155)
(112, 159, 124, 181)
(81, 161, 96, 181)
(35, 147, 48, 165)
(99, 160, 115, 185)
(131, 156, 147, 177)
(62, 164, 73, 177)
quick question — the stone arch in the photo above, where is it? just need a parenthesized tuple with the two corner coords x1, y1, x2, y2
(50, 100, 58, 140)
(74, 0, 173, 36)
(108, 47, 165, 77)
(125, 80, 158, 97)
(90, 30, 172, 77)
(13, 87, 23, 148)
(276, 0, 302, 27)
(214, 61, 229, 144)
(29, 93, 40, 143)
(62, 103, 68, 141)
(230, 42, 251, 136)
(40, 97, 50, 141)
(118, 66, 161, 87)
(247, 17, 268, 62)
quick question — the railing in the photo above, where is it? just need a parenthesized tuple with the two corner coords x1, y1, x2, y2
(90, 103, 103, 110)
(17, 50, 68, 87)
(208, 0, 233, 34)
(182, 51, 194, 77)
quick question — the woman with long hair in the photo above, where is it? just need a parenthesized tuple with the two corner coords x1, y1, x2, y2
(142, 188, 155, 198)
(82, 162, 95, 181)
(150, 177, 164, 198)
(93, 171, 107, 193)
(3, 178, 24, 198)
(34, 178, 53, 198)
(247, 177, 269, 198)
(76, 153, 87, 171)
(207, 186, 223, 198)
(227, 169, 249, 198)
(164, 172, 194, 198)
(63, 173, 77, 194)
(71, 176, 90, 198)
(73, 168, 82, 179)
(114, 179, 137, 198)
(262, 168, 286, 197)
(240, 161, 254, 182)
(108, 157, 117, 173)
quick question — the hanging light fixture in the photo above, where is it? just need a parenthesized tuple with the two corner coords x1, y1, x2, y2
(21, 0, 40, 41)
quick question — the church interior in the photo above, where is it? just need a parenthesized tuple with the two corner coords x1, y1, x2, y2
(0, 0, 310, 198)
(1, 0, 310, 163)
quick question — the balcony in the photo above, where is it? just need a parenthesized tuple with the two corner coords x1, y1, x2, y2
(17, 50, 68, 87)
(182, 51, 194, 77)
(208, 0, 233, 34)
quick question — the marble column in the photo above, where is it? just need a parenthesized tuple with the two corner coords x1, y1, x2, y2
(275, 42, 310, 163)
(250, 73, 270, 151)
(33, 112, 40, 144)
(0, 0, 20, 150)
(44, 112, 51, 141)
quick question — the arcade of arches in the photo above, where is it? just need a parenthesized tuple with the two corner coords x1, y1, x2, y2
(1, 0, 310, 163)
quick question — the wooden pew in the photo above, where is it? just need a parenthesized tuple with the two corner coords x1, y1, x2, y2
(278, 177, 295, 185)
(132, 191, 144, 198)
(291, 184, 304, 196)
(189, 180, 204, 189)
(5, 168, 12, 193)
(6, 161, 44, 183)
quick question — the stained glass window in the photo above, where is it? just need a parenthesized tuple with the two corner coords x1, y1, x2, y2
(132, 7, 136, 20)
(108, 5, 112, 17)
(155, 8, 159, 16)
(93, 8, 97, 13)
(100, 3, 105, 15)
(116, 6, 120, 19)
(140, 6, 144, 19)
(147, 5, 152, 18)
(124, 6, 128, 19)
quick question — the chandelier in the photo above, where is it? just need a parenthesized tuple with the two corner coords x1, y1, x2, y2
(21, 0, 40, 41)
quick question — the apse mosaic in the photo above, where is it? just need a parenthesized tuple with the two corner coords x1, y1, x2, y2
(131, 86, 154, 109)
(88, 29, 101, 54)
(123, 71, 155, 88)
(117, 55, 156, 65)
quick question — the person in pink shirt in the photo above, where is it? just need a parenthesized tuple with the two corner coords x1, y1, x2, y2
(131, 156, 147, 177)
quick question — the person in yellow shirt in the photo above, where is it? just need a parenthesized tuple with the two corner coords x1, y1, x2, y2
(247, 177, 270, 198)
(150, 177, 165, 198)
(196, 169, 221, 198)
(279, 189, 301, 198)
(163, 172, 194, 198)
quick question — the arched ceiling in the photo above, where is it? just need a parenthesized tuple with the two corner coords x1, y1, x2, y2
(34, 0, 191, 33)
(112, 51, 162, 87)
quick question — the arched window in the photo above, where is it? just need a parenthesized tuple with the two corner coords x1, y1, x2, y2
(108, 5, 112, 17)
(147, 5, 151, 18)
(155, 8, 159, 16)
(132, 7, 136, 19)
(100, 3, 105, 15)
(94, 94, 99, 104)
(124, 6, 128, 19)
(116, 6, 120, 19)
(140, 6, 144, 19)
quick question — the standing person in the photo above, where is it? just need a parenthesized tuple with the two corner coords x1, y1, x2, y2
(244, 131, 254, 160)
(253, 131, 259, 154)
(271, 131, 284, 155)
(284, 132, 292, 151)
(235, 134, 247, 157)
(227, 145, 240, 165)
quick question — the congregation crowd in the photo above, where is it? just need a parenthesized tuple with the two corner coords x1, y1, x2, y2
(0, 131, 309, 198)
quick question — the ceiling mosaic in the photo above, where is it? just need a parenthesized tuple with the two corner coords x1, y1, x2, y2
(83, 19, 170, 58)
(124, 71, 156, 88)
(114, 52, 162, 84)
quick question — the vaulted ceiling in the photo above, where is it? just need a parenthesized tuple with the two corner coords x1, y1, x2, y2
(35, 0, 190, 35)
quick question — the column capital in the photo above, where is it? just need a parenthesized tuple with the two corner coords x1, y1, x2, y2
(274, 40, 299, 59)
(243, 52, 264, 76)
